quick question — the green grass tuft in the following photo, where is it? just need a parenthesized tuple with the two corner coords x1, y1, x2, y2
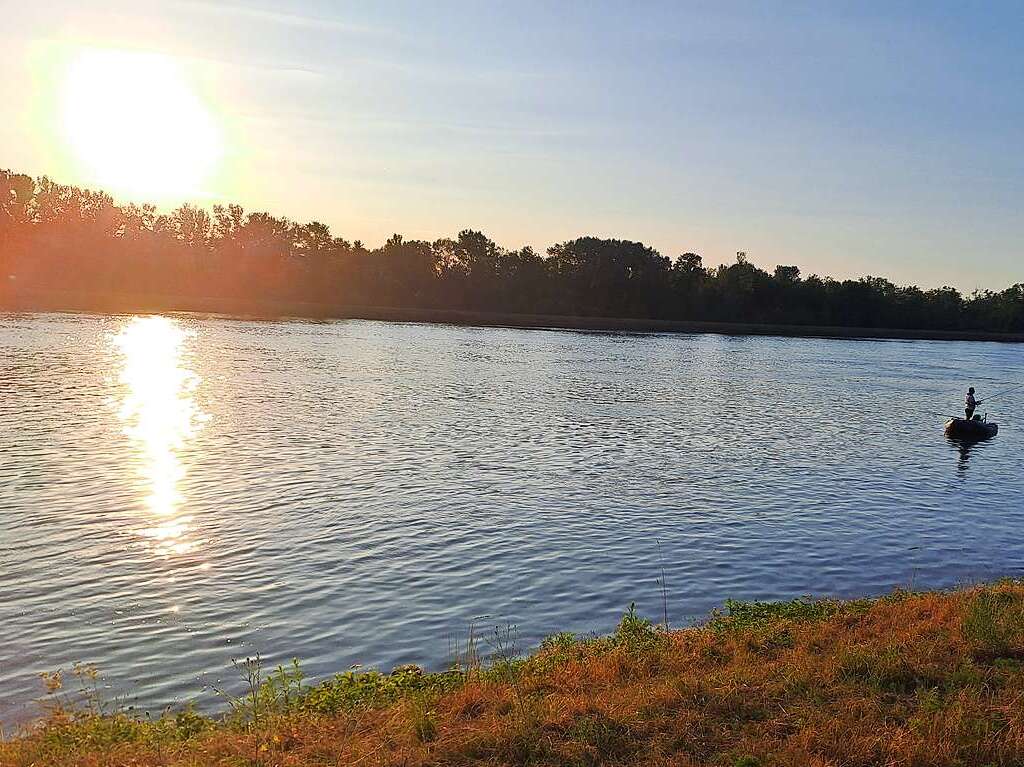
(962, 589, 1024, 660)
(710, 596, 873, 632)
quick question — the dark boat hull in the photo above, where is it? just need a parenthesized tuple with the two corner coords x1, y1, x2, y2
(944, 418, 998, 440)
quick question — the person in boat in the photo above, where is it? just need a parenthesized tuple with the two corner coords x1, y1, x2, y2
(965, 387, 981, 421)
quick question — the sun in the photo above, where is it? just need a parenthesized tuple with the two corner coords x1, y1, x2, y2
(60, 48, 223, 201)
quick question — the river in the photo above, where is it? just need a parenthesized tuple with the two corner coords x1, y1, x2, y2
(1, 312, 1022, 723)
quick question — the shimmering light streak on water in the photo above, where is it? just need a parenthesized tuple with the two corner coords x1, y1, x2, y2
(114, 316, 205, 557)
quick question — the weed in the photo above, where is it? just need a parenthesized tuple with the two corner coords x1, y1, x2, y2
(300, 664, 461, 715)
(711, 596, 870, 632)
(615, 603, 663, 650)
(540, 632, 579, 652)
(38, 662, 109, 719)
(485, 623, 524, 683)
(942, 663, 986, 691)
(836, 646, 939, 694)
(449, 617, 487, 674)
(962, 589, 1024, 660)
(407, 693, 438, 743)
(916, 686, 944, 714)
(172, 705, 209, 739)
(744, 626, 795, 654)
(656, 538, 669, 630)
(496, 694, 548, 766)
(259, 658, 306, 714)
(212, 653, 266, 727)
(565, 709, 639, 761)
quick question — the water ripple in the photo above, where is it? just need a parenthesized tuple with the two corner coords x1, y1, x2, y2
(2, 313, 1023, 723)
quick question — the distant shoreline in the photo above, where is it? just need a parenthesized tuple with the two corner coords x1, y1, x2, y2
(3, 288, 1023, 343)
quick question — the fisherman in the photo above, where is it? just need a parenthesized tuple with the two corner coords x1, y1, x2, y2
(965, 387, 980, 420)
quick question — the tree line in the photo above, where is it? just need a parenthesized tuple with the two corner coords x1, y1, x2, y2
(1, 169, 1021, 331)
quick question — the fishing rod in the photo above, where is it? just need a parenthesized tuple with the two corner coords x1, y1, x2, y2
(979, 382, 1024, 403)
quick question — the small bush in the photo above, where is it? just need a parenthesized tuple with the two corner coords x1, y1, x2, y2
(300, 664, 462, 715)
(615, 603, 663, 650)
(173, 706, 210, 740)
(540, 632, 579, 652)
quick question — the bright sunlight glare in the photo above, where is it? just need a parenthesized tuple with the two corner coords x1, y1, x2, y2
(61, 48, 222, 201)
(115, 316, 207, 557)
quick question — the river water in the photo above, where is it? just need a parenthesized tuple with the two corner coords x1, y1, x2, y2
(1, 312, 1022, 723)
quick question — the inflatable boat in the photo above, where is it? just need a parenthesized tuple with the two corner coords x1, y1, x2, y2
(944, 417, 998, 440)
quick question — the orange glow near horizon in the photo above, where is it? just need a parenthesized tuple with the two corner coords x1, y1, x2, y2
(115, 316, 207, 557)
(59, 48, 223, 202)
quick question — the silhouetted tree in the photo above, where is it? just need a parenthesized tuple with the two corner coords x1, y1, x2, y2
(1, 167, 1020, 333)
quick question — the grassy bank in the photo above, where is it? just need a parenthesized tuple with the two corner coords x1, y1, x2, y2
(4, 288, 1024, 342)
(5, 583, 1024, 766)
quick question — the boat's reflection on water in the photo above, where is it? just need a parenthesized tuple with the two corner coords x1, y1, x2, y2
(114, 315, 206, 557)
(947, 435, 996, 477)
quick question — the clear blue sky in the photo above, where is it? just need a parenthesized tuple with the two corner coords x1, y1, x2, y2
(3, 1, 1022, 290)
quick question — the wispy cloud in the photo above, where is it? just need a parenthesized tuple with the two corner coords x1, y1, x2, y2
(171, 0, 406, 40)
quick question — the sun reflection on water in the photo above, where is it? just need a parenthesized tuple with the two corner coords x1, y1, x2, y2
(114, 316, 206, 556)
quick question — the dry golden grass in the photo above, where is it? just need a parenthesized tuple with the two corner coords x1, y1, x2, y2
(5, 583, 1024, 766)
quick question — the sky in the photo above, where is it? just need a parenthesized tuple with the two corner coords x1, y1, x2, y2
(2, 1, 1022, 290)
